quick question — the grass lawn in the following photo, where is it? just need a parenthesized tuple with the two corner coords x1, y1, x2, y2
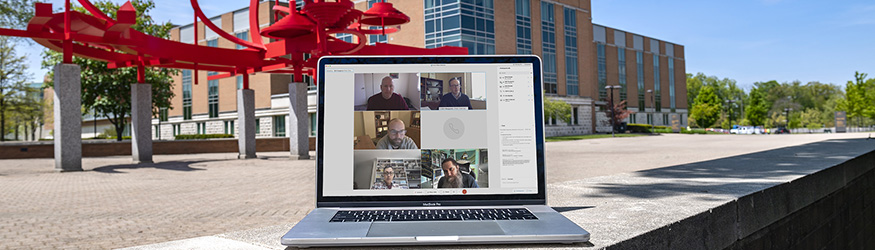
(546, 133, 648, 142)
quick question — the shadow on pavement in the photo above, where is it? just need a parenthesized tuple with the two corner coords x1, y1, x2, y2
(582, 138, 874, 200)
(92, 160, 224, 173)
(553, 206, 595, 213)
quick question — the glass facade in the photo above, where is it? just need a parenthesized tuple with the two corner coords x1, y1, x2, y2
(208, 80, 219, 118)
(564, 7, 578, 96)
(541, 2, 556, 94)
(182, 70, 192, 120)
(235, 31, 248, 49)
(669, 59, 676, 112)
(597, 43, 607, 100)
(618, 48, 626, 101)
(653, 55, 661, 112)
(274, 115, 286, 137)
(637, 51, 644, 109)
(425, 0, 494, 55)
(514, 0, 532, 54)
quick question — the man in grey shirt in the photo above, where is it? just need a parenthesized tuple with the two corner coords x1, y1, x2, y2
(376, 118, 418, 150)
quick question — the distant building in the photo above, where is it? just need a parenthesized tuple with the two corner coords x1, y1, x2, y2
(48, 0, 687, 139)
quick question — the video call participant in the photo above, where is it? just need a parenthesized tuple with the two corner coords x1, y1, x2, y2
(376, 118, 418, 150)
(437, 158, 478, 188)
(438, 78, 472, 110)
(367, 76, 409, 110)
(372, 166, 406, 189)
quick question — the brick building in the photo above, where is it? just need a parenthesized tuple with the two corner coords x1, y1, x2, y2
(151, 0, 686, 140)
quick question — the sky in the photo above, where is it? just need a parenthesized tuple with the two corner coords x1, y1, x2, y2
(17, 0, 875, 91)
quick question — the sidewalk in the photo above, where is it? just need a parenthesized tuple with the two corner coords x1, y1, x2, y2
(0, 133, 870, 249)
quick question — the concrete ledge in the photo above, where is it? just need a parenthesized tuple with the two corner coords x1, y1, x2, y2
(0, 137, 316, 159)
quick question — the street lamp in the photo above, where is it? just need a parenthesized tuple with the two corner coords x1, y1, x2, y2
(646, 89, 653, 133)
(726, 99, 737, 128)
(605, 85, 622, 137)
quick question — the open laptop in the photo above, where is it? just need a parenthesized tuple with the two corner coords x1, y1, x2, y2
(282, 55, 589, 247)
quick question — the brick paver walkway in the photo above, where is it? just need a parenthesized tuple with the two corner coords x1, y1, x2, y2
(1, 133, 867, 249)
(0, 152, 314, 249)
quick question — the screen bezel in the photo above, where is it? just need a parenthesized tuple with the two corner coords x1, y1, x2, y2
(315, 55, 546, 208)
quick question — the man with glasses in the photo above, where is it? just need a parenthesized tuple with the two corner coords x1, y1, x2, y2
(438, 77, 473, 110)
(376, 118, 418, 150)
(372, 165, 407, 189)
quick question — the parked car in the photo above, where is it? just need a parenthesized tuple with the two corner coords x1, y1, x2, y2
(731, 126, 763, 135)
(773, 127, 790, 134)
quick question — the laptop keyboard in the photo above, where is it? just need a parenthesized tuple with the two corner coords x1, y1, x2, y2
(329, 208, 538, 222)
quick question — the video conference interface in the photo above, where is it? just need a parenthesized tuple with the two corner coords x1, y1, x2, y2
(322, 63, 539, 197)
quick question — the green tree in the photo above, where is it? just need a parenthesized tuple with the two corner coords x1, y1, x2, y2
(690, 85, 721, 128)
(745, 87, 768, 126)
(0, 37, 30, 141)
(544, 96, 571, 124)
(798, 108, 824, 131)
(0, 0, 34, 29)
(42, 0, 175, 141)
(837, 72, 870, 127)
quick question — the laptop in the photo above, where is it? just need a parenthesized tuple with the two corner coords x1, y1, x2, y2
(281, 55, 590, 247)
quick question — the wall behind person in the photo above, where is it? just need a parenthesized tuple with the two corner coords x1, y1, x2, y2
(354, 73, 420, 107)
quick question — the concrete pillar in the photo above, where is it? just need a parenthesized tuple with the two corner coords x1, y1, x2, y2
(237, 89, 257, 159)
(289, 82, 310, 160)
(53, 64, 82, 172)
(131, 83, 153, 164)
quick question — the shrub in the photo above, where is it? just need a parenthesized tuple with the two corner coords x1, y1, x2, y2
(627, 123, 672, 133)
(174, 134, 234, 140)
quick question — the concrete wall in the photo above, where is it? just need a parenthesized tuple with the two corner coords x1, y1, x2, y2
(0, 137, 316, 159)
(609, 149, 875, 249)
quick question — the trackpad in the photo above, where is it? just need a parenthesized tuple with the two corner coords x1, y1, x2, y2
(367, 221, 504, 237)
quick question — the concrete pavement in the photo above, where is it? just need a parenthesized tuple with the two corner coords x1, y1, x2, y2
(0, 133, 871, 249)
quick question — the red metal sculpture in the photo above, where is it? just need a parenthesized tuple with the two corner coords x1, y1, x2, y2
(0, 0, 467, 87)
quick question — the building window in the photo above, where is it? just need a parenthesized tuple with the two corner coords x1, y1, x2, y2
(618, 48, 627, 101)
(173, 124, 180, 136)
(255, 118, 260, 136)
(236, 75, 243, 89)
(663, 114, 669, 125)
(273, 115, 286, 137)
(425, 0, 494, 54)
(310, 112, 317, 136)
(235, 31, 248, 50)
(159, 107, 168, 122)
(514, 0, 532, 54)
(197, 122, 206, 135)
(669, 59, 676, 112)
(637, 51, 645, 110)
(630, 114, 636, 124)
(224, 120, 235, 135)
(597, 43, 607, 100)
(564, 7, 578, 96)
(541, 2, 556, 94)
(572, 106, 579, 125)
(182, 70, 192, 120)
(647, 114, 653, 125)
(333, 33, 354, 43)
(653, 55, 661, 112)
(206, 39, 217, 47)
(208, 79, 219, 118)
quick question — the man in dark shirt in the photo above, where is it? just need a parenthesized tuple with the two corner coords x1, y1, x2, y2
(437, 158, 478, 188)
(438, 78, 473, 110)
(367, 76, 409, 110)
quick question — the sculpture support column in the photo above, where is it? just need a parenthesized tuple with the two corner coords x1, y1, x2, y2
(237, 89, 257, 159)
(131, 83, 153, 164)
(289, 83, 310, 160)
(53, 64, 82, 172)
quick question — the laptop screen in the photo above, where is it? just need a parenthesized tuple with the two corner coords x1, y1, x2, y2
(317, 56, 545, 204)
